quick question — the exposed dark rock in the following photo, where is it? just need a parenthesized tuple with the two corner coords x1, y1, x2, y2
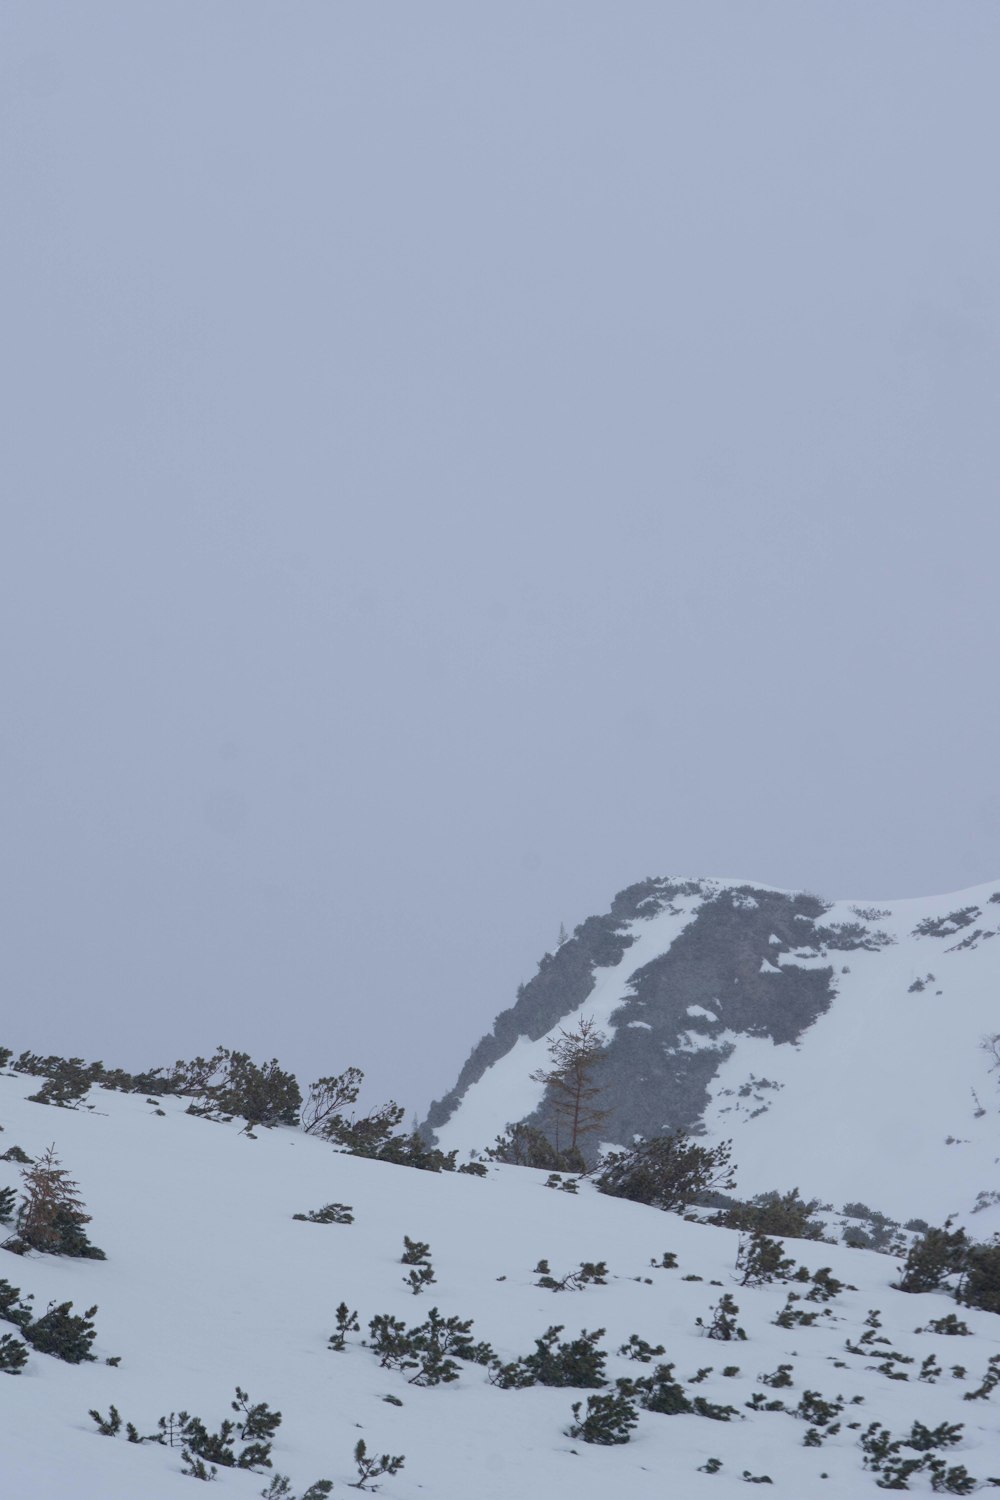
(424, 879, 839, 1160)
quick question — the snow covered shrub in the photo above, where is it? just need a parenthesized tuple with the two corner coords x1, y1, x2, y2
(916, 1313, 970, 1336)
(260, 1478, 334, 1500)
(180, 1450, 216, 1481)
(618, 1333, 666, 1363)
(484, 1123, 585, 1174)
(956, 1236, 1000, 1314)
(490, 1324, 607, 1389)
(804, 1267, 851, 1302)
(962, 1352, 1000, 1400)
(328, 1302, 360, 1351)
(637, 1362, 693, 1414)
(400, 1237, 436, 1292)
(400, 1235, 431, 1264)
(300, 1067, 364, 1137)
(736, 1233, 797, 1287)
(351, 1439, 405, 1490)
(533, 1258, 608, 1291)
(895, 1225, 968, 1294)
(329, 1103, 460, 1173)
(372, 1130, 459, 1173)
(157, 1388, 281, 1471)
(89, 1404, 123, 1435)
(4, 1145, 105, 1258)
(178, 1049, 302, 1130)
(596, 1132, 734, 1212)
(0, 1276, 32, 1330)
(711, 1188, 825, 1241)
(1, 1145, 32, 1163)
(367, 1307, 493, 1386)
(914, 908, 980, 937)
(0, 1330, 28, 1372)
(568, 1386, 639, 1445)
(26, 1300, 99, 1363)
(772, 1293, 823, 1329)
(697, 1293, 746, 1341)
(292, 1203, 354, 1225)
(0, 1185, 15, 1223)
(26, 1057, 95, 1108)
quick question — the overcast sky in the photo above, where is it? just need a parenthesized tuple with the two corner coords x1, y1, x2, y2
(2, 2, 998, 1119)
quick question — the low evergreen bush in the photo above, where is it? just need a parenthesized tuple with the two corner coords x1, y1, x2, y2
(568, 1386, 638, 1445)
(292, 1203, 354, 1225)
(328, 1302, 360, 1351)
(957, 1237, 1000, 1314)
(596, 1132, 734, 1212)
(485, 1124, 585, 1174)
(350, 1438, 405, 1490)
(712, 1188, 826, 1241)
(895, 1225, 968, 1294)
(0, 1330, 28, 1373)
(490, 1325, 607, 1389)
(367, 1307, 493, 1386)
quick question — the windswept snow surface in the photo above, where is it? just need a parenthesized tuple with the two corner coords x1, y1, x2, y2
(3, 1069, 1000, 1498)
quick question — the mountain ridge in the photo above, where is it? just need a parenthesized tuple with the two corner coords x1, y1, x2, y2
(425, 876, 1000, 1226)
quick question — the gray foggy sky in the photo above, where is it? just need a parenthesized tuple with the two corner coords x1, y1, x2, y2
(2, 2, 998, 1120)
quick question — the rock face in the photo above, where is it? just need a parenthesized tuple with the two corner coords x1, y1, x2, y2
(423, 876, 1000, 1223)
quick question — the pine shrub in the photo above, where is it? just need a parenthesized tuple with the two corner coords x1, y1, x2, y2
(4, 1145, 105, 1258)
(895, 1225, 969, 1294)
(533, 1258, 608, 1291)
(179, 1049, 302, 1130)
(568, 1386, 638, 1445)
(350, 1438, 404, 1490)
(260, 1480, 334, 1500)
(367, 1307, 493, 1386)
(26, 1300, 99, 1363)
(292, 1203, 354, 1225)
(712, 1188, 826, 1241)
(490, 1324, 607, 1389)
(697, 1294, 746, 1341)
(957, 1237, 1000, 1314)
(0, 1331, 28, 1373)
(638, 1362, 693, 1415)
(328, 1303, 360, 1351)
(596, 1132, 734, 1212)
(484, 1124, 585, 1174)
(736, 1232, 796, 1287)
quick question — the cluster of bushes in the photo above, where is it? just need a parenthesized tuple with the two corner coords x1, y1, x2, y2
(896, 1224, 1000, 1314)
(0, 1279, 101, 1367)
(3, 1043, 488, 1178)
(708, 1187, 828, 1241)
(485, 1123, 585, 1174)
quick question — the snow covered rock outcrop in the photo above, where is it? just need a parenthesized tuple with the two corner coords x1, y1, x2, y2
(425, 877, 1000, 1226)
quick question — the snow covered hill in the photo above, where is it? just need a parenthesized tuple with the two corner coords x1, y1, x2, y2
(425, 877, 1000, 1229)
(3, 1066, 1000, 1498)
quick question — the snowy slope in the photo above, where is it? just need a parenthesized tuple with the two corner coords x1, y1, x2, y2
(428, 878, 1000, 1229)
(3, 1068, 1000, 1499)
